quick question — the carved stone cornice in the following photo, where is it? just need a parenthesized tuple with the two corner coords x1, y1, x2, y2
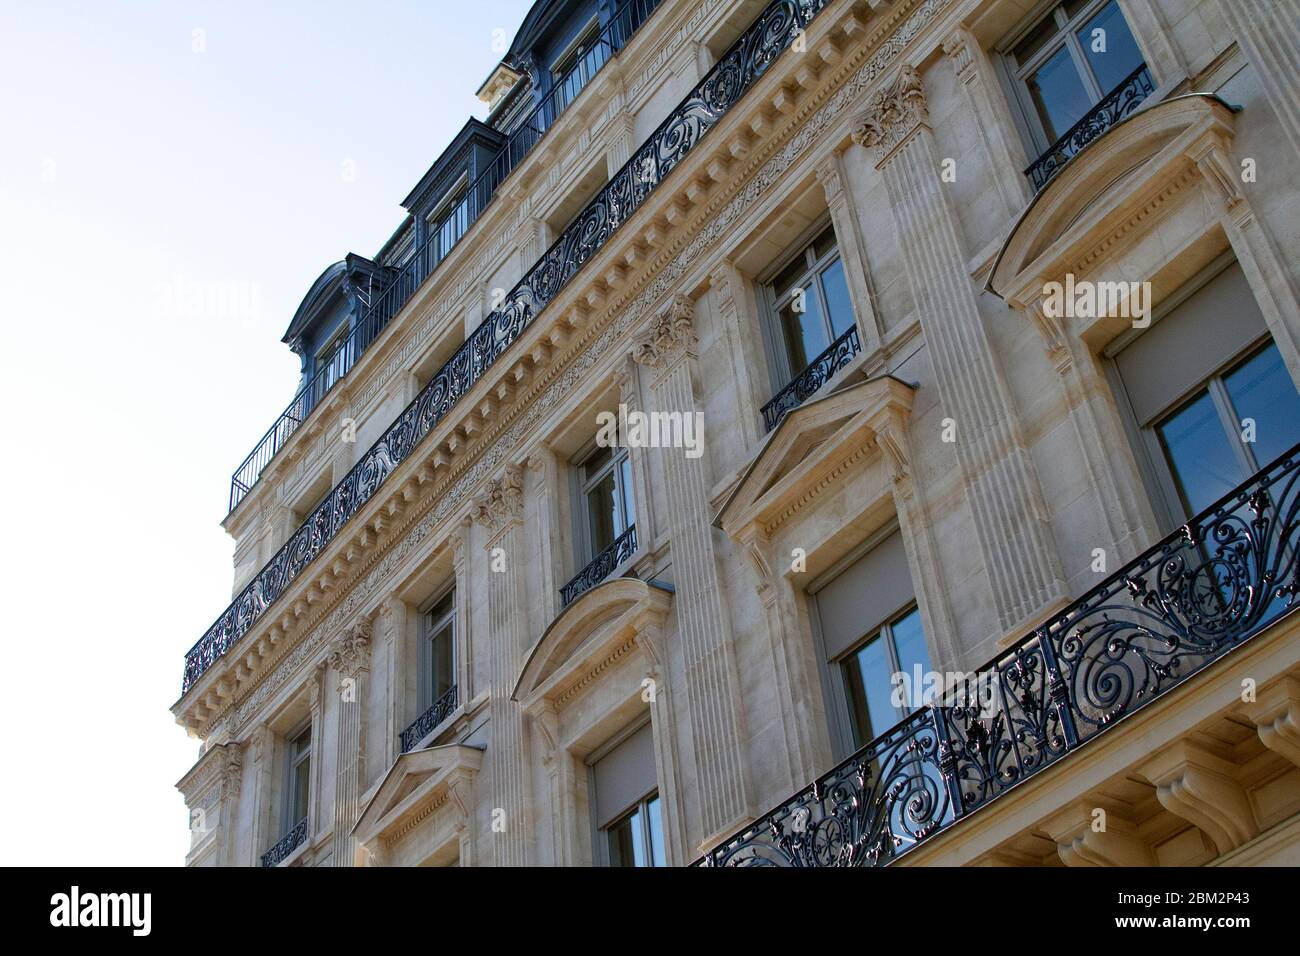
(473, 465, 524, 534)
(328, 619, 373, 680)
(851, 64, 929, 166)
(631, 294, 696, 368)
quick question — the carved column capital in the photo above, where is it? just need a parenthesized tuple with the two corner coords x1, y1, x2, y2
(473, 465, 525, 535)
(328, 619, 373, 681)
(632, 294, 697, 368)
(851, 65, 930, 167)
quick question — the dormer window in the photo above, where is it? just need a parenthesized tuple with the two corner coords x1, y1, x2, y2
(551, 18, 607, 114)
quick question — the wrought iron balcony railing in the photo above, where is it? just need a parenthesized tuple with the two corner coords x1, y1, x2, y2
(399, 684, 460, 754)
(261, 818, 308, 868)
(226, 0, 663, 515)
(761, 325, 861, 432)
(1025, 64, 1155, 192)
(184, 0, 838, 693)
(561, 525, 638, 607)
(698, 442, 1300, 866)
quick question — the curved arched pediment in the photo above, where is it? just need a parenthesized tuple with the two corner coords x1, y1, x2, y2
(990, 95, 1239, 304)
(513, 577, 673, 704)
(280, 261, 348, 345)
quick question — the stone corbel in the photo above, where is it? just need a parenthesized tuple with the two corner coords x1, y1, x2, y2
(1186, 132, 1246, 222)
(1242, 675, 1300, 769)
(1135, 740, 1258, 853)
(1025, 290, 1073, 375)
(1041, 800, 1156, 866)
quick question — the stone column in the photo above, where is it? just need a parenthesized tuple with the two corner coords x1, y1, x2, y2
(632, 295, 751, 846)
(940, 28, 1033, 223)
(852, 66, 1067, 639)
(1221, 0, 1300, 161)
(328, 619, 372, 866)
(474, 465, 533, 866)
(815, 153, 885, 357)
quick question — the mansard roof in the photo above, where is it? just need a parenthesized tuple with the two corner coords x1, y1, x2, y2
(280, 254, 387, 345)
(399, 117, 506, 213)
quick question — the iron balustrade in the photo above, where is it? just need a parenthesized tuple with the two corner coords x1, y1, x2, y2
(698, 442, 1300, 866)
(260, 818, 308, 867)
(184, 0, 840, 693)
(399, 684, 460, 754)
(1025, 64, 1155, 191)
(561, 525, 638, 607)
(761, 325, 861, 432)
(226, 0, 663, 515)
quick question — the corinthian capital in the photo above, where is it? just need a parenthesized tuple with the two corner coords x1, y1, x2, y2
(632, 294, 696, 368)
(473, 465, 524, 533)
(328, 619, 372, 679)
(851, 65, 929, 166)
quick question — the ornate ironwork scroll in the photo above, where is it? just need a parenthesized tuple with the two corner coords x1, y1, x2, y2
(260, 818, 308, 868)
(1025, 64, 1154, 191)
(700, 443, 1300, 865)
(399, 684, 460, 754)
(761, 325, 862, 431)
(184, 0, 837, 693)
(560, 525, 638, 607)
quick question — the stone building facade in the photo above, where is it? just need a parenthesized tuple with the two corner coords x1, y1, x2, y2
(174, 0, 1300, 867)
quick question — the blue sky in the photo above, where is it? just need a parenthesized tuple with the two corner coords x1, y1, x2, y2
(0, 0, 533, 865)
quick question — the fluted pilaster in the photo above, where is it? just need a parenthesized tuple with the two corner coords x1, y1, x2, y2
(328, 618, 371, 866)
(852, 66, 1066, 638)
(633, 295, 751, 844)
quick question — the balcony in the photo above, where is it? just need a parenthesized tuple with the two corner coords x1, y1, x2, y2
(399, 684, 460, 754)
(261, 818, 307, 867)
(698, 442, 1300, 866)
(183, 0, 841, 695)
(225, 0, 664, 515)
(1024, 64, 1155, 192)
(761, 326, 861, 432)
(561, 524, 637, 607)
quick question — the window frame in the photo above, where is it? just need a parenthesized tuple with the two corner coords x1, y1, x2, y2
(1106, 255, 1279, 532)
(601, 792, 664, 867)
(1000, 0, 1142, 155)
(585, 716, 663, 867)
(418, 586, 457, 713)
(835, 604, 927, 752)
(571, 435, 635, 567)
(282, 721, 312, 833)
(809, 523, 934, 760)
(550, 16, 603, 107)
(760, 220, 851, 389)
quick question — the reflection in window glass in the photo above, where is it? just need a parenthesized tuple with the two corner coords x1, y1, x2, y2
(780, 287, 829, 373)
(1157, 390, 1241, 516)
(821, 259, 855, 338)
(1026, 44, 1092, 140)
(607, 795, 665, 867)
(1223, 344, 1300, 469)
(1076, 2, 1143, 92)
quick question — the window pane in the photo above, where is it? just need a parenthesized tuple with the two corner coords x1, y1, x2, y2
(1076, 2, 1144, 93)
(889, 608, 932, 709)
(646, 796, 666, 867)
(618, 456, 635, 531)
(582, 444, 612, 480)
(813, 225, 838, 261)
(586, 470, 619, 555)
(1012, 12, 1061, 67)
(1156, 390, 1243, 517)
(430, 625, 454, 699)
(608, 807, 647, 867)
(780, 286, 829, 374)
(820, 258, 855, 338)
(772, 255, 810, 299)
(1223, 344, 1300, 470)
(842, 634, 898, 749)
(291, 759, 310, 823)
(1026, 44, 1092, 141)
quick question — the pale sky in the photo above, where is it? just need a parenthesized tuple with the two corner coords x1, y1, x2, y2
(0, 0, 533, 865)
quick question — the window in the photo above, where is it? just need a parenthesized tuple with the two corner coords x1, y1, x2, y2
(1006, 0, 1144, 150)
(552, 20, 607, 114)
(420, 589, 456, 710)
(841, 606, 931, 749)
(575, 439, 634, 564)
(813, 529, 933, 755)
(765, 224, 857, 385)
(1111, 260, 1300, 528)
(284, 724, 311, 831)
(590, 721, 664, 866)
(316, 324, 352, 395)
(605, 794, 666, 867)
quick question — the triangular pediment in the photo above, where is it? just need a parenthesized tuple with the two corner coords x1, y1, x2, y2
(716, 375, 916, 535)
(353, 744, 483, 843)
